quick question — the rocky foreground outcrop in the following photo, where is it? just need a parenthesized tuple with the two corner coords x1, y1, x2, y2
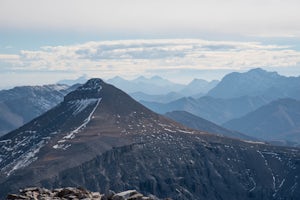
(6, 187, 167, 200)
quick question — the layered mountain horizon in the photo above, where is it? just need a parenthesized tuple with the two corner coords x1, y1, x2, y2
(1, 78, 300, 199)
(1, 67, 300, 145)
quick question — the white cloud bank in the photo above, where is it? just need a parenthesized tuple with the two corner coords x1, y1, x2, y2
(1, 39, 300, 81)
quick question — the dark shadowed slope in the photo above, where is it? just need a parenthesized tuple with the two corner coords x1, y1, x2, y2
(0, 79, 300, 200)
(224, 98, 300, 147)
(165, 110, 255, 140)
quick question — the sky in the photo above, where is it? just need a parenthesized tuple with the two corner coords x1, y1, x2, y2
(1, 0, 300, 88)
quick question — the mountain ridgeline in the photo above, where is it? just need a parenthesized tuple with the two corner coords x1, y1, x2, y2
(224, 98, 300, 146)
(164, 110, 254, 140)
(0, 84, 78, 136)
(0, 79, 300, 200)
(107, 75, 219, 97)
(207, 68, 300, 100)
(142, 95, 268, 124)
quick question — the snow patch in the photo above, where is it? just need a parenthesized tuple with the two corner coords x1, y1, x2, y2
(279, 179, 285, 188)
(7, 140, 45, 176)
(71, 98, 99, 115)
(0, 139, 12, 143)
(164, 128, 176, 133)
(53, 144, 71, 150)
(53, 98, 101, 150)
(243, 140, 265, 144)
(178, 129, 194, 134)
(257, 150, 276, 194)
(80, 80, 102, 92)
(249, 177, 256, 192)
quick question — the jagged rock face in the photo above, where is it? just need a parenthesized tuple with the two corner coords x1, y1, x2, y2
(1, 78, 300, 200)
(6, 187, 160, 200)
(43, 136, 300, 200)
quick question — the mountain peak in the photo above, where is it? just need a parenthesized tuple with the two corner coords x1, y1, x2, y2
(188, 78, 208, 85)
(248, 67, 266, 73)
(150, 75, 163, 80)
(57, 75, 89, 85)
(82, 78, 104, 89)
(247, 68, 279, 77)
(207, 68, 290, 98)
(133, 76, 148, 82)
(109, 76, 125, 81)
(64, 78, 103, 101)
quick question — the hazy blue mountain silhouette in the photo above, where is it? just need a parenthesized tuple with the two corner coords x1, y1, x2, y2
(165, 110, 255, 140)
(180, 78, 219, 96)
(130, 91, 183, 103)
(106, 75, 185, 95)
(141, 95, 268, 124)
(224, 98, 300, 146)
(207, 68, 300, 99)
(107, 76, 219, 97)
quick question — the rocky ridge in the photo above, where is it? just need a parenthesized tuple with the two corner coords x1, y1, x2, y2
(0, 84, 78, 136)
(6, 187, 164, 200)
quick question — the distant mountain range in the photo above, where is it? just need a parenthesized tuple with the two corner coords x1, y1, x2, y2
(57, 75, 88, 86)
(142, 95, 269, 124)
(106, 75, 185, 95)
(130, 91, 184, 103)
(140, 68, 300, 146)
(207, 68, 300, 100)
(224, 98, 300, 146)
(107, 75, 219, 97)
(165, 110, 254, 140)
(1, 79, 299, 200)
(180, 78, 219, 96)
(0, 84, 77, 136)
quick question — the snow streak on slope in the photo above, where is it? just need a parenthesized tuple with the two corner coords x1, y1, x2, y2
(71, 98, 100, 116)
(6, 140, 45, 176)
(53, 98, 101, 150)
(0, 132, 53, 177)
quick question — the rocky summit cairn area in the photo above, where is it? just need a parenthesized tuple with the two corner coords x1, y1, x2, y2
(6, 187, 168, 200)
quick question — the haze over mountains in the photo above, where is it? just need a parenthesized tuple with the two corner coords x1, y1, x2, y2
(1, 68, 300, 147)
(224, 98, 300, 146)
(136, 68, 300, 146)
(1, 79, 300, 200)
(107, 75, 219, 98)
(165, 110, 253, 140)
(143, 95, 269, 124)
(207, 68, 300, 100)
